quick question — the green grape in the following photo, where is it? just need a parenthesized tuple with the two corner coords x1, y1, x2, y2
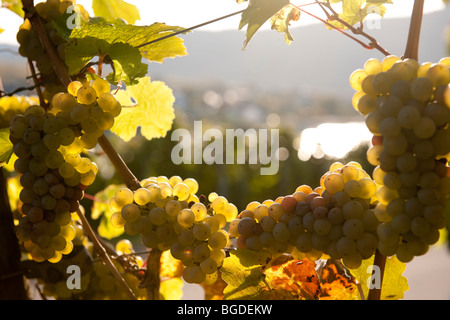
(58, 127, 75, 146)
(114, 188, 134, 209)
(272, 222, 290, 242)
(172, 182, 190, 201)
(323, 173, 345, 194)
(193, 243, 210, 263)
(349, 69, 367, 91)
(190, 202, 207, 221)
(149, 207, 167, 226)
(91, 79, 111, 96)
(121, 203, 141, 223)
(200, 258, 218, 275)
(426, 63, 450, 86)
(192, 222, 211, 241)
(342, 219, 365, 240)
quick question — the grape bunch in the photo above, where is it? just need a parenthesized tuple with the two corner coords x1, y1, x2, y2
(9, 78, 118, 262)
(110, 176, 238, 284)
(16, 0, 90, 102)
(229, 161, 379, 269)
(0, 96, 39, 128)
(351, 56, 450, 262)
(41, 239, 146, 300)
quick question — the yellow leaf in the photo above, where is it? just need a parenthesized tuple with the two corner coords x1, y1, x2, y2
(111, 77, 175, 142)
(160, 278, 184, 300)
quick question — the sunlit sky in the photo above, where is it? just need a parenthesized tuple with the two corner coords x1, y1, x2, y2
(0, 0, 447, 45)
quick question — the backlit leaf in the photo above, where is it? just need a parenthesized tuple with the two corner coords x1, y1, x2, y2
(92, 0, 140, 24)
(238, 0, 290, 49)
(160, 251, 184, 279)
(111, 77, 175, 142)
(263, 258, 320, 300)
(317, 259, 360, 300)
(66, 22, 187, 79)
(91, 184, 125, 239)
(221, 249, 270, 300)
(349, 254, 409, 300)
(0, 128, 13, 167)
(1, 0, 24, 17)
(160, 278, 184, 300)
(270, 5, 301, 45)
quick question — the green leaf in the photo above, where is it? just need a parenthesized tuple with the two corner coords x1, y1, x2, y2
(111, 77, 175, 142)
(92, 0, 140, 24)
(221, 249, 270, 300)
(91, 184, 126, 239)
(160, 278, 184, 300)
(270, 5, 301, 45)
(238, 0, 290, 49)
(349, 255, 409, 300)
(0, 128, 14, 167)
(328, 0, 393, 29)
(1, 0, 24, 17)
(106, 42, 148, 85)
(66, 22, 187, 80)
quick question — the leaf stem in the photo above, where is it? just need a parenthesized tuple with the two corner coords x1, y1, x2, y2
(27, 58, 46, 108)
(367, 250, 386, 300)
(97, 135, 142, 191)
(303, 1, 391, 56)
(290, 3, 375, 51)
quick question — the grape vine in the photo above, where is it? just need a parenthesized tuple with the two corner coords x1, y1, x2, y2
(0, 0, 449, 302)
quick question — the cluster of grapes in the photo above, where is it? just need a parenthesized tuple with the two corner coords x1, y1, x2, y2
(0, 96, 39, 128)
(351, 55, 450, 262)
(229, 162, 379, 269)
(41, 239, 146, 300)
(16, 0, 90, 102)
(10, 79, 120, 262)
(110, 176, 238, 284)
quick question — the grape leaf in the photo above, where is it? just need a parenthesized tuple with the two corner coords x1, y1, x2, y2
(327, 0, 393, 29)
(160, 278, 184, 300)
(160, 251, 184, 279)
(349, 254, 409, 300)
(90, 184, 126, 239)
(238, 0, 290, 49)
(317, 259, 360, 300)
(220, 249, 270, 300)
(270, 5, 301, 45)
(111, 77, 175, 142)
(66, 22, 187, 80)
(106, 42, 148, 85)
(0, 128, 14, 167)
(1, 0, 24, 17)
(263, 258, 320, 300)
(92, 0, 140, 24)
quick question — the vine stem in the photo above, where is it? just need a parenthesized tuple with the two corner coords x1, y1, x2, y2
(403, 0, 424, 60)
(76, 208, 137, 300)
(310, 0, 391, 56)
(26, 58, 46, 108)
